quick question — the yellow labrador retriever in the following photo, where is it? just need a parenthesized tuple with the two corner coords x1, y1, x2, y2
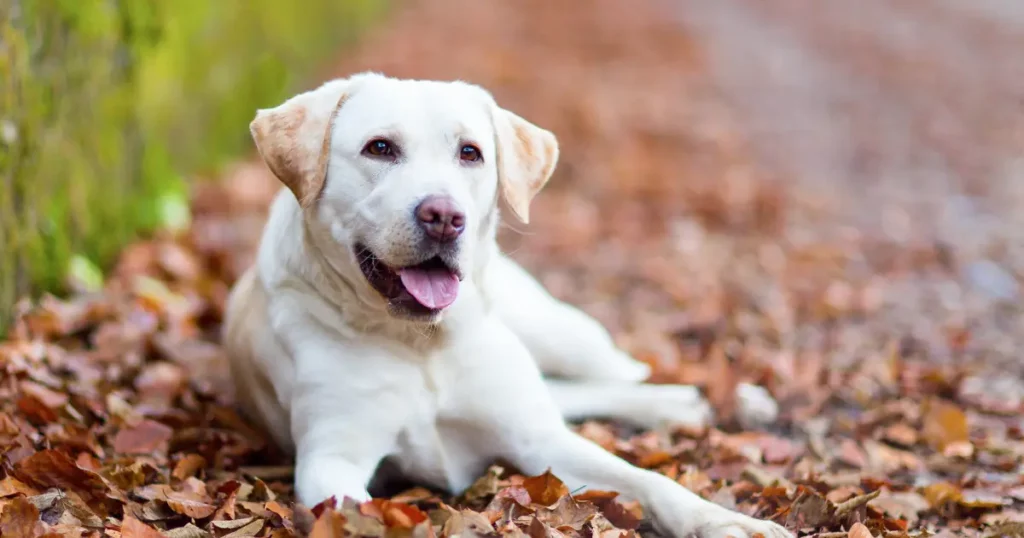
(223, 72, 791, 538)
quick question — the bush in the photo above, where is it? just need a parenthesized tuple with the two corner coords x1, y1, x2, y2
(0, 0, 378, 329)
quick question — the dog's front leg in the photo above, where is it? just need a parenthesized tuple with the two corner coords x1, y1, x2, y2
(455, 321, 791, 538)
(510, 429, 792, 538)
(288, 353, 413, 506)
(273, 300, 416, 507)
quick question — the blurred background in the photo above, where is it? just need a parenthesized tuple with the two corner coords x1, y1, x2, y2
(3, 1, 1023, 410)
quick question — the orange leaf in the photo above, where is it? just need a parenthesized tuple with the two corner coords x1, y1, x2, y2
(121, 515, 166, 538)
(922, 482, 963, 509)
(523, 469, 569, 506)
(921, 398, 969, 450)
(171, 454, 207, 481)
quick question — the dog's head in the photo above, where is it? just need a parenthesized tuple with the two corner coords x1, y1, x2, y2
(250, 73, 559, 321)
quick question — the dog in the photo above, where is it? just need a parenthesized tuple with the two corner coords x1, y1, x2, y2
(222, 72, 792, 538)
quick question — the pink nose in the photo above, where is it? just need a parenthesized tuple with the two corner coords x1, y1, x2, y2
(415, 195, 465, 242)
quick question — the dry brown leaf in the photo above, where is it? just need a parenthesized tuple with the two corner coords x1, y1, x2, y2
(0, 477, 40, 498)
(522, 470, 569, 507)
(459, 466, 503, 505)
(222, 518, 266, 538)
(785, 488, 835, 529)
(13, 450, 109, 516)
(113, 419, 174, 455)
(0, 495, 42, 537)
(163, 523, 212, 538)
(19, 381, 69, 409)
(574, 490, 641, 530)
(165, 490, 217, 519)
(535, 495, 599, 531)
(868, 491, 929, 525)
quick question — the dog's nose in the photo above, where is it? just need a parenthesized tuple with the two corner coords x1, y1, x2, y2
(414, 195, 465, 242)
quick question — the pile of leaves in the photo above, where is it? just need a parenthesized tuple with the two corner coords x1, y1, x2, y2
(3, 0, 1024, 537)
(3, 248, 1022, 537)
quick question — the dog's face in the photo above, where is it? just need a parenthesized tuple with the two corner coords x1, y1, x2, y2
(249, 73, 559, 321)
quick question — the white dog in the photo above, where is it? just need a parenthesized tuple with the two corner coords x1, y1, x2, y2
(222, 72, 791, 538)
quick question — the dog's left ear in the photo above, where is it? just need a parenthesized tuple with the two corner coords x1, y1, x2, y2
(249, 78, 354, 208)
(492, 107, 559, 224)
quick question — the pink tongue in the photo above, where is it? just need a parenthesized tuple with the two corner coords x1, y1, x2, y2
(398, 267, 460, 309)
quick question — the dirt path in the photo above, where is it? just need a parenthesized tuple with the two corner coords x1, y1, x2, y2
(1, 1, 1022, 536)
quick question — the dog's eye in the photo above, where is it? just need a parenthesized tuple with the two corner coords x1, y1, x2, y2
(363, 139, 395, 157)
(459, 144, 481, 163)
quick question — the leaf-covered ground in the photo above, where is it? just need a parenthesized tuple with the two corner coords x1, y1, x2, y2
(2, 1, 1023, 537)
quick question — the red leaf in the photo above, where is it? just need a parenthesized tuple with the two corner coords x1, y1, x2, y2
(113, 419, 173, 455)
(575, 490, 642, 530)
(13, 449, 110, 516)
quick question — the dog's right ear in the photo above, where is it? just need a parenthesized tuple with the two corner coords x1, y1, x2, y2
(249, 78, 353, 208)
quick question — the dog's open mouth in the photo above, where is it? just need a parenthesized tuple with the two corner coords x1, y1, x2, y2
(355, 244, 462, 315)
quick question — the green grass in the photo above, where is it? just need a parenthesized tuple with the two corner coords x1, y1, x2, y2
(0, 0, 380, 331)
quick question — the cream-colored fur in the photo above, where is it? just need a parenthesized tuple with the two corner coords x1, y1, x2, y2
(223, 73, 791, 538)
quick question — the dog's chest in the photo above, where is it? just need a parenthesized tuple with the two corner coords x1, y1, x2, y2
(389, 355, 497, 494)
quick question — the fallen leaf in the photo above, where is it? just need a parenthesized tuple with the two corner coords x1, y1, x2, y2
(921, 398, 969, 450)
(847, 521, 874, 538)
(0, 477, 39, 498)
(19, 380, 69, 409)
(785, 488, 835, 529)
(868, 490, 929, 525)
(113, 419, 174, 455)
(574, 490, 641, 530)
(366, 499, 429, 528)
(460, 466, 504, 505)
(121, 515, 166, 538)
(165, 490, 217, 519)
(0, 495, 42, 537)
(922, 482, 963, 509)
(523, 470, 569, 507)
(222, 518, 266, 538)
(309, 506, 346, 538)
(981, 511, 1024, 525)
(958, 490, 1006, 510)
(881, 423, 918, 447)
(172, 454, 207, 481)
(164, 523, 212, 538)
(13, 450, 110, 516)
(536, 495, 598, 530)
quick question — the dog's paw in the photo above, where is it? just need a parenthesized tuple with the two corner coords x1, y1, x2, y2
(693, 515, 793, 538)
(294, 457, 371, 508)
(620, 384, 713, 430)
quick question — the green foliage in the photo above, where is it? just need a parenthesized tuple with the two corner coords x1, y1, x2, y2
(0, 0, 379, 329)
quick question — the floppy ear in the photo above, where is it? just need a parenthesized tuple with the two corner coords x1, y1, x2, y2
(249, 79, 352, 208)
(492, 107, 559, 224)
